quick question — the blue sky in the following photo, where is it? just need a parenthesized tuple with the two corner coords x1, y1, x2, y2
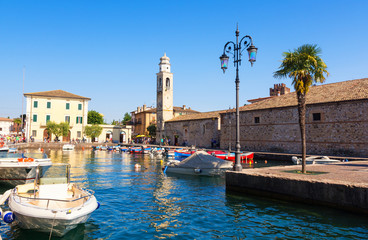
(1, 0, 367, 123)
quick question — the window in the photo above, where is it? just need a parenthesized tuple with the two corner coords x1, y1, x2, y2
(33, 114, 37, 122)
(166, 78, 170, 89)
(0, 128, 2, 131)
(47, 102, 51, 109)
(65, 116, 70, 123)
(78, 104, 82, 110)
(254, 117, 260, 124)
(313, 113, 321, 121)
(159, 78, 162, 88)
(76, 116, 83, 124)
(46, 115, 50, 123)
(34, 101, 38, 108)
(32, 130, 37, 137)
(77, 131, 81, 138)
(66, 103, 70, 110)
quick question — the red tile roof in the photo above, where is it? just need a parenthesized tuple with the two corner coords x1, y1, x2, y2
(237, 78, 368, 112)
(0, 117, 13, 122)
(24, 90, 91, 100)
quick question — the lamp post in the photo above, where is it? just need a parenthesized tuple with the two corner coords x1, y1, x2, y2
(220, 26, 257, 171)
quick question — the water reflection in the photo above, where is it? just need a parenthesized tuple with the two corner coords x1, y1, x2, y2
(225, 192, 368, 239)
(0, 150, 367, 239)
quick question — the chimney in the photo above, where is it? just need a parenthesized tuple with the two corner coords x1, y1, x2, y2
(183, 105, 186, 110)
(143, 104, 146, 111)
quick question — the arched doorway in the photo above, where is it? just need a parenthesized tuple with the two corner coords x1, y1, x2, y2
(106, 131, 112, 142)
(120, 131, 126, 143)
(43, 129, 51, 142)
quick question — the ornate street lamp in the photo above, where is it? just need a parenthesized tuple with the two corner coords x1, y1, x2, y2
(219, 26, 257, 171)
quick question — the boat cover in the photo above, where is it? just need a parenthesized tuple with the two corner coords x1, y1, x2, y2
(172, 151, 233, 169)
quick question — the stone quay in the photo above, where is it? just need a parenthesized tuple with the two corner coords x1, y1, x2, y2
(226, 161, 368, 214)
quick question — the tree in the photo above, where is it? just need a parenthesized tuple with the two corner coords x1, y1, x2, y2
(13, 118, 21, 125)
(147, 124, 156, 137)
(88, 110, 104, 124)
(84, 124, 103, 142)
(122, 112, 131, 124)
(59, 122, 70, 138)
(274, 44, 329, 173)
(111, 120, 120, 125)
(46, 121, 59, 140)
(46, 121, 70, 141)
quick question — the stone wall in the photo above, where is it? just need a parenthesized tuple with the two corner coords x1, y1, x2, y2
(220, 100, 368, 157)
(165, 118, 220, 148)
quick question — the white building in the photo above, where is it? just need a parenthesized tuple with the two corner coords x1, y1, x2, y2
(24, 90, 90, 142)
(0, 117, 13, 135)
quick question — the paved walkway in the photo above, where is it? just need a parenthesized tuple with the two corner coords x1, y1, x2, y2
(239, 161, 368, 187)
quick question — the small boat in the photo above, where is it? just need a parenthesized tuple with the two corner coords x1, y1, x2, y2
(149, 147, 163, 158)
(207, 150, 226, 155)
(162, 148, 175, 159)
(164, 151, 233, 176)
(174, 150, 195, 158)
(214, 152, 254, 161)
(119, 147, 129, 152)
(8, 148, 17, 153)
(62, 144, 75, 151)
(130, 147, 151, 154)
(0, 153, 51, 186)
(0, 146, 9, 152)
(129, 147, 143, 154)
(292, 156, 341, 165)
(6, 163, 99, 236)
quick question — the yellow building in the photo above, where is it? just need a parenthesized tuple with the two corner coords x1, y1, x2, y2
(24, 90, 90, 142)
(131, 104, 198, 136)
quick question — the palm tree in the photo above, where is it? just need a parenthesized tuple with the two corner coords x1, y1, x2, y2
(274, 44, 329, 173)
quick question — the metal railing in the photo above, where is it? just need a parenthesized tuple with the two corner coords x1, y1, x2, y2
(13, 187, 95, 211)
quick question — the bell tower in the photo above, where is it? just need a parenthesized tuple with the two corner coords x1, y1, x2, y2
(156, 53, 173, 142)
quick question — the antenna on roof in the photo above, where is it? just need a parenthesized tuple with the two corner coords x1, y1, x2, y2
(22, 66, 25, 136)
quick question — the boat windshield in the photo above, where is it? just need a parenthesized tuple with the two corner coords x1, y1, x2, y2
(0, 152, 48, 159)
(37, 164, 70, 185)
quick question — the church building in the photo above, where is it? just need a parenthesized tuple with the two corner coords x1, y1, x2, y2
(131, 54, 199, 139)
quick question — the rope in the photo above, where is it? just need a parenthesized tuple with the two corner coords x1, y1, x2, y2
(48, 211, 57, 240)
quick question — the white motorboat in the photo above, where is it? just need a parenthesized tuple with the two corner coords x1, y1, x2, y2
(164, 151, 233, 176)
(291, 156, 341, 165)
(0, 146, 9, 152)
(62, 144, 75, 151)
(7, 163, 99, 236)
(0, 153, 51, 186)
(8, 148, 17, 153)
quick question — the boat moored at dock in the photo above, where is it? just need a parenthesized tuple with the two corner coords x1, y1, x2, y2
(7, 163, 99, 236)
(164, 151, 233, 176)
(0, 153, 51, 186)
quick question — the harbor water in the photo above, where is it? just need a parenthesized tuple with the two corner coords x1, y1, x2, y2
(0, 150, 367, 239)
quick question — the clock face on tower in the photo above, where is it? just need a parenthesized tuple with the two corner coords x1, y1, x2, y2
(164, 104, 172, 110)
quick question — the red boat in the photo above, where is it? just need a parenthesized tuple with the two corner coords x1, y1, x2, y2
(207, 150, 226, 155)
(214, 152, 254, 161)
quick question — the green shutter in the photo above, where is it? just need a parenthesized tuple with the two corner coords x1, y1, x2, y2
(47, 102, 51, 108)
(34, 101, 38, 108)
(76, 117, 78, 124)
(66, 103, 70, 110)
(80, 117, 83, 124)
(46, 115, 50, 122)
(33, 114, 37, 122)
(78, 104, 82, 110)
